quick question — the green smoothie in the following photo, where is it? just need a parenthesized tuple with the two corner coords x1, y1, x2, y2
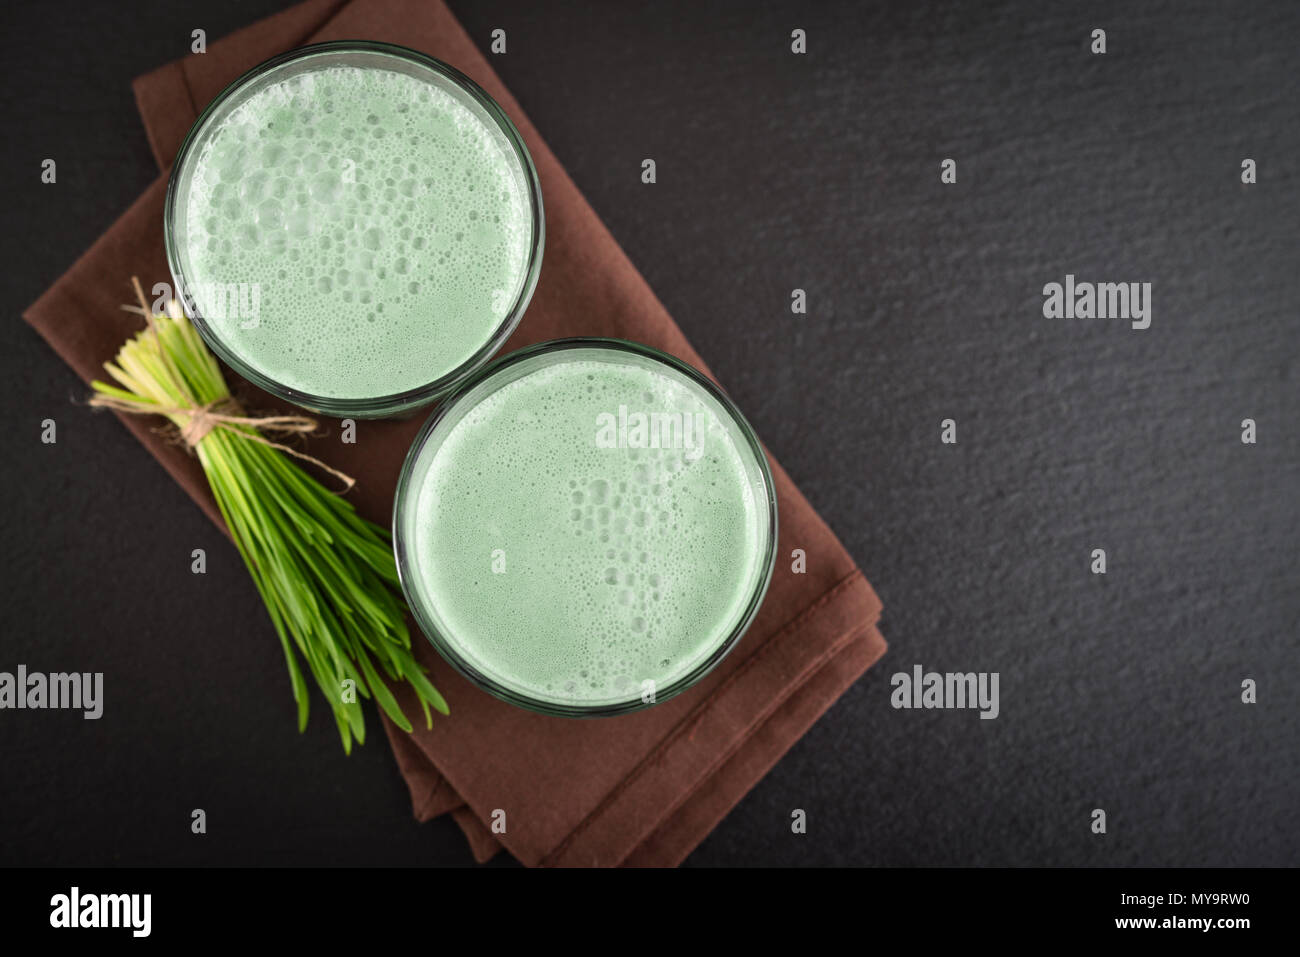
(395, 341, 777, 714)
(168, 45, 539, 410)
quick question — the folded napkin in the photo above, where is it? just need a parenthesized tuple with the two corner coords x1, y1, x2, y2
(24, 0, 887, 866)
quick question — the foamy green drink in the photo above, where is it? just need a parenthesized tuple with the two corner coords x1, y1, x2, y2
(166, 43, 541, 415)
(395, 341, 777, 715)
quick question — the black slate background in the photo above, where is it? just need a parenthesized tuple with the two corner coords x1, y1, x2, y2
(0, 0, 1295, 867)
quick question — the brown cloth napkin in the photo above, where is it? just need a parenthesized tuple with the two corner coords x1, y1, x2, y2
(24, 0, 887, 866)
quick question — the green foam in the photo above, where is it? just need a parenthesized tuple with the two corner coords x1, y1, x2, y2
(402, 349, 771, 709)
(176, 62, 532, 399)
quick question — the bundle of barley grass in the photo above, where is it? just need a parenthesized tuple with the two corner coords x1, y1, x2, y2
(90, 289, 447, 753)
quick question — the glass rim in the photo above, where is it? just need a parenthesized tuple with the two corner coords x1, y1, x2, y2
(392, 337, 780, 718)
(163, 40, 545, 418)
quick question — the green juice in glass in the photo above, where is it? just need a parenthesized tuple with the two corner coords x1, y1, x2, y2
(166, 43, 542, 416)
(394, 340, 777, 716)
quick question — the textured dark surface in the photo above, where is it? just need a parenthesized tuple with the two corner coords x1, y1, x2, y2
(0, 0, 1296, 867)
